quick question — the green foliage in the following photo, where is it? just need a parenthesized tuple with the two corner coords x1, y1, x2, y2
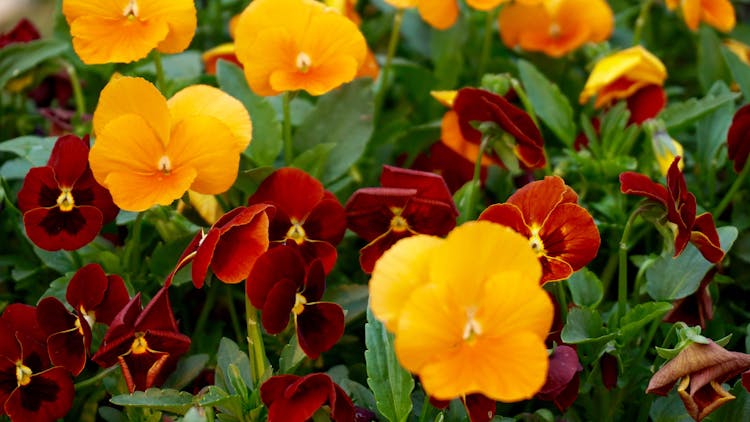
(0, 39, 68, 89)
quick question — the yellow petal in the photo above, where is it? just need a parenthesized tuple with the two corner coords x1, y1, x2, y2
(140, 0, 197, 54)
(417, 0, 459, 30)
(369, 235, 444, 332)
(168, 85, 252, 153)
(69, 14, 169, 64)
(93, 76, 171, 146)
(187, 191, 223, 225)
(681, 0, 702, 31)
(167, 115, 241, 194)
(466, 0, 508, 11)
(384, 0, 419, 8)
(431, 90, 458, 108)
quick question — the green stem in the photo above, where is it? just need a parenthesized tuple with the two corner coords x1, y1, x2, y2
(637, 319, 661, 362)
(477, 8, 497, 80)
(152, 50, 167, 93)
(123, 212, 145, 281)
(283, 91, 294, 165)
(713, 159, 750, 218)
(618, 208, 642, 321)
(509, 78, 539, 128)
(556, 281, 569, 323)
(632, 0, 654, 46)
(373, 9, 404, 123)
(245, 289, 268, 386)
(62, 61, 87, 133)
(460, 135, 488, 223)
(418, 393, 434, 422)
(193, 282, 219, 338)
(225, 284, 243, 346)
(74, 365, 119, 390)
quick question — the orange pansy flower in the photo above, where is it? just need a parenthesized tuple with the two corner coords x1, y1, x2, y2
(325, 0, 380, 80)
(498, 0, 613, 57)
(665, 0, 735, 32)
(233, 0, 367, 97)
(89, 76, 252, 212)
(384, 0, 459, 30)
(62, 0, 196, 64)
(370, 221, 553, 401)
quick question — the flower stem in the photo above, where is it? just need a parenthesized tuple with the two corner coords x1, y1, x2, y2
(374, 9, 404, 123)
(123, 212, 144, 282)
(283, 91, 294, 165)
(618, 208, 642, 321)
(193, 281, 219, 339)
(632, 0, 654, 46)
(74, 365, 119, 390)
(460, 135, 488, 223)
(556, 280, 569, 322)
(477, 8, 498, 80)
(245, 285, 268, 387)
(225, 283, 243, 346)
(152, 50, 167, 93)
(62, 61, 87, 134)
(713, 160, 750, 218)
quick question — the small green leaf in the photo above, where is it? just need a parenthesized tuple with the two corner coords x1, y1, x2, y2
(215, 338, 254, 394)
(110, 388, 195, 415)
(567, 268, 603, 308)
(722, 46, 750, 103)
(0, 135, 56, 167)
(646, 226, 738, 301)
(560, 308, 615, 344)
(279, 334, 306, 374)
(216, 61, 283, 166)
(163, 354, 209, 390)
(365, 306, 413, 422)
(324, 283, 369, 324)
(618, 302, 673, 341)
(0, 39, 68, 89)
(662, 84, 739, 133)
(650, 394, 695, 422)
(517, 60, 576, 147)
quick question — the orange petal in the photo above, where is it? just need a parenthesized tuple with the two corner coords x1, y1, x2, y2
(384, 0, 419, 8)
(168, 85, 252, 153)
(62, 0, 122, 25)
(93, 76, 170, 146)
(105, 167, 196, 211)
(440, 111, 496, 166)
(681, 0, 702, 31)
(701, 0, 736, 33)
(140, 0, 197, 54)
(466, 0, 508, 11)
(69, 15, 169, 64)
(417, 0, 459, 30)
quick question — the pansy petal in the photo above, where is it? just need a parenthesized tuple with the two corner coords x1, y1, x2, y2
(248, 168, 326, 221)
(261, 278, 297, 334)
(416, 0, 458, 30)
(247, 246, 307, 309)
(359, 229, 412, 275)
(381, 165, 457, 211)
(479, 203, 531, 237)
(46, 135, 89, 187)
(17, 166, 60, 211)
(5, 367, 74, 422)
(23, 206, 103, 251)
(345, 187, 414, 240)
(47, 329, 88, 376)
(210, 207, 271, 284)
(136, 285, 179, 333)
(66, 263, 108, 313)
(104, 167, 196, 212)
(141, 0, 197, 54)
(265, 374, 332, 422)
(727, 104, 750, 173)
(304, 199, 347, 245)
(619, 171, 669, 205)
(690, 213, 724, 263)
(296, 302, 345, 359)
(540, 203, 600, 272)
(69, 15, 169, 64)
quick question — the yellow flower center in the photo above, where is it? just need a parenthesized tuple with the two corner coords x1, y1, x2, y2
(292, 293, 307, 315)
(56, 188, 75, 212)
(529, 226, 546, 257)
(158, 155, 172, 175)
(80, 306, 96, 330)
(389, 207, 409, 233)
(296, 52, 312, 73)
(74, 317, 85, 335)
(123, 0, 139, 20)
(15, 362, 32, 387)
(286, 221, 306, 245)
(130, 333, 149, 355)
(462, 307, 482, 343)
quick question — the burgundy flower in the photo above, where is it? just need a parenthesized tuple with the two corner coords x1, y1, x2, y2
(0, 304, 74, 422)
(169, 204, 273, 287)
(91, 285, 190, 392)
(535, 345, 583, 411)
(626, 84, 667, 125)
(407, 142, 487, 194)
(0, 19, 40, 48)
(247, 168, 346, 274)
(260, 373, 354, 422)
(727, 103, 750, 173)
(246, 246, 344, 359)
(36, 264, 129, 375)
(345, 165, 459, 273)
(620, 156, 724, 263)
(17, 135, 118, 251)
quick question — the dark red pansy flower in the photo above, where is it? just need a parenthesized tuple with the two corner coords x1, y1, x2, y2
(0, 304, 74, 422)
(0, 18, 40, 48)
(246, 245, 344, 359)
(345, 165, 459, 273)
(620, 156, 724, 263)
(91, 285, 190, 393)
(407, 142, 487, 194)
(247, 167, 346, 274)
(535, 345, 583, 411)
(480, 176, 600, 284)
(36, 264, 129, 375)
(17, 135, 118, 251)
(168, 204, 273, 287)
(450, 87, 545, 170)
(429, 393, 496, 422)
(727, 104, 750, 173)
(260, 373, 354, 422)
(626, 84, 667, 125)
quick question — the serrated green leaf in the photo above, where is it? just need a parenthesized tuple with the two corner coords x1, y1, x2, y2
(722, 46, 750, 103)
(662, 85, 739, 133)
(561, 307, 615, 344)
(293, 78, 374, 184)
(0, 39, 68, 89)
(110, 388, 195, 415)
(618, 302, 673, 341)
(216, 61, 282, 166)
(646, 226, 738, 301)
(196, 386, 237, 408)
(517, 60, 576, 147)
(567, 268, 603, 308)
(365, 306, 413, 422)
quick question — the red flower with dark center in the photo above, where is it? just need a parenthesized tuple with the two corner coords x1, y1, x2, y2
(91, 285, 190, 393)
(727, 103, 750, 173)
(247, 168, 346, 274)
(0, 19, 40, 48)
(36, 264, 129, 375)
(535, 345, 583, 411)
(620, 156, 724, 263)
(345, 165, 459, 273)
(260, 373, 354, 422)
(479, 176, 600, 284)
(168, 204, 273, 287)
(451, 87, 546, 170)
(0, 304, 74, 422)
(17, 135, 118, 251)
(246, 245, 344, 359)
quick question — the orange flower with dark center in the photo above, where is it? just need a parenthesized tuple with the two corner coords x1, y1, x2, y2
(234, 0, 367, 96)
(479, 176, 600, 284)
(665, 0, 735, 32)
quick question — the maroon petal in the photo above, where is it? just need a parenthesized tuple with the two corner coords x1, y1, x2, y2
(727, 104, 750, 173)
(4, 367, 73, 422)
(260, 374, 298, 404)
(260, 278, 297, 334)
(72, 170, 119, 223)
(135, 285, 179, 333)
(535, 345, 583, 410)
(17, 166, 60, 211)
(304, 199, 347, 245)
(37, 297, 75, 337)
(601, 353, 619, 390)
(46, 135, 89, 188)
(402, 197, 457, 236)
(619, 172, 670, 205)
(302, 259, 326, 303)
(247, 246, 306, 309)
(0, 18, 40, 47)
(247, 168, 325, 222)
(345, 187, 414, 241)
(296, 302, 344, 359)
(47, 329, 88, 376)
(92, 295, 141, 368)
(2, 304, 47, 363)
(119, 350, 171, 392)
(23, 205, 103, 251)
(94, 274, 130, 326)
(381, 165, 458, 214)
(463, 394, 496, 422)
(263, 373, 332, 422)
(331, 382, 356, 421)
(359, 229, 411, 274)
(407, 142, 485, 194)
(690, 213, 724, 263)
(296, 240, 338, 274)
(66, 264, 108, 315)
(626, 84, 667, 125)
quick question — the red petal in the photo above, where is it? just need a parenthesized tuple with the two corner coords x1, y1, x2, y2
(72, 170, 119, 223)
(407, 142, 484, 194)
(536, 345, 582, 399)
(0, 18, 40, 47)
(17, 166, 59, 211)
(47, 329, 88, 376)
(46, 135, 88, 188)
(95, 274, 130, 326)
(37, 297, 76, 337)
(540, 203, 600, 273)
(264, 374, 332, 422)
(295, 240, 339, 274)
(296, 302, 344, 359)
(619, 171, 669, 204)
(260, 278, 297, 334)
(247, 246, 306, 309)
(66, 263, 108, 314)
(690, 213, 724, 263)
(626, 85, 667, 125)
(2, 304, 46, 363)
(506, 176, 576, 225)
(4, 367, 73, 422)
(260, 374, 298, 404)
(302, 259, 326, 302)
(92, 295, 141, 368)
(359, 230, 411, 274)
(247, 168, 325, 222)
(402, 197, 457, 236)
(727, 104, 750, 173)
(345, 187, 414, 240)
(211, 207, 270, 283)
(23, 206, 103, 251)
(478, 203, 531, 236)
(304, 199, 347, 245)
(119, 350, 171, 392)
(463, 394, 496, 422)
(381, 165, 458, 214)
(136, 285, 178, 333)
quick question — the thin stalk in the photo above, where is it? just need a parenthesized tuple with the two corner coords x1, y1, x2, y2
(193, 281, 219, 338)
(477, 8, 497, 80)
(245, 288, 268, 386)
(123, 212, 144, 281)
(225, 284, 243, 346)
(460, 135, 488, 223)
(713, 159, 750, 218)
(373, 9, 404, 123)
(510, 78, 539, 128)
(417, 393, 434, 422)
(556, 281, 569, 322)
(152, 50, 167, 93)
(62, 61, 87, 131)
(618, 208, 642, 321)
(636, 318, 662, 362)
(632, 0, 654, 46)
(74, 365, 119, 390)
(283, 91, 294, 165)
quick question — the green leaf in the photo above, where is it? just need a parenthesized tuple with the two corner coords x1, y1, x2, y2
(324, 283, 369, 324)
(560, 307, 615, 344)
(722, 46, 750, 103)
(650, 394, 695, 422)
(215, 338, 254, 394)
(0, 135, 56, 166)
(293, 78, 374, 184)
(196, 386, 237, 408)
(618, 302, 673, 342)
(646, 226, 738, 301)
(695, 82, 733, 175)
(662, 84, 739, 133)
(711, 381, 750, 421)
(163, 354, 210, 390)
(697, 26, 732, 94)
(278, 334, 306, 374)
(567, 268, 603, 308)
(110, 388, 195, 415)
(517, 60, 576, 147)
(0, 39, 68, 90)
(365, 306, 413, 422)
(216, 61, 283, 166)
(291, 143, 336, 180)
